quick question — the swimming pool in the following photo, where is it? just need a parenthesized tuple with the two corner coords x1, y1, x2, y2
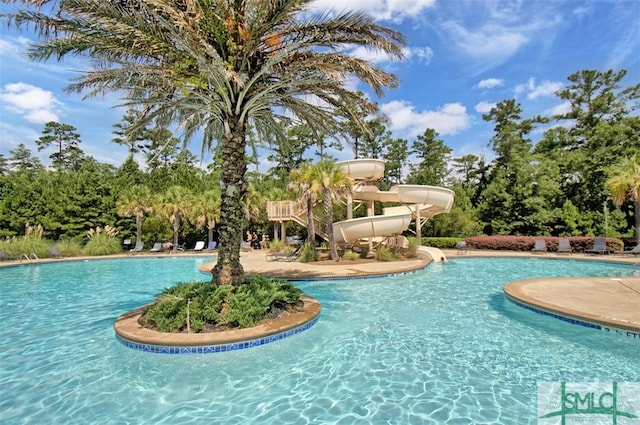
(1, 257, 638, 424)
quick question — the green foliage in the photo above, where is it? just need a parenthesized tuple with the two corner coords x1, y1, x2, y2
(0, 235, 50, 259)
(405, 237, 418, 258)
(420, 237, 460, 249)
(375, 246, 395, 261)
(298, 242, 316, 263)
(83, 226, 122, 256)
(55, 238, 83, 257)
(341, 250, 359, 261)
(464, 235, 623, 252)
(141, 276, 303, 332)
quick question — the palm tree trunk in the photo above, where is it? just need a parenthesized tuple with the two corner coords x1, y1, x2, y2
(212, 116, 246, 285)
(173, 215, 180, 248)
(324, 189, 338, 260)
(135, 212, 143, 245)
(306, 195, 316, 250)
(207, 220, 214, 246)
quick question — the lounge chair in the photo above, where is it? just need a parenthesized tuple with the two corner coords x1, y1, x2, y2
(585, 237, 610, 255)
(149, 242, 164, 252)
(130, 241, 144, 253)
(531, 239, 547, 254)
(456, 241, 468, 255)
(557, 237, 572, 255)
(265, 245, 302, 262)
(206, 241, 217, 251)
(614, 245, 640, 256)
(241, 241, 251, 251)
(192, 241, 205, 251)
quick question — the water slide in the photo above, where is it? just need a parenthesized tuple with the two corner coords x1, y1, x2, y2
(332, 159, 455, 244)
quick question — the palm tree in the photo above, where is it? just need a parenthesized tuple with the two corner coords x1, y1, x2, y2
(290, 162, 317, 251)
(7, 0, 405, 284)
(309, 160, 353, 260)
(191, 190, 222, 246)
(606, 154, 640, 244)
(115, 184, 154, 246)
(156, 186, 193, 249)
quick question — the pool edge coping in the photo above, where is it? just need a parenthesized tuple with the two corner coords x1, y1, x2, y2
(504, 277, 640, 338)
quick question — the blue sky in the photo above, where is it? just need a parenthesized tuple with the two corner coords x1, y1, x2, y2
(1, 0, 639, 170)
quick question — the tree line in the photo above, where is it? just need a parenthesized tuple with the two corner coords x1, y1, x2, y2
(1, 68, 638, 247)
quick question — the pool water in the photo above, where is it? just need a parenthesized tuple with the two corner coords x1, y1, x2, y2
(0, 257, 638, 424)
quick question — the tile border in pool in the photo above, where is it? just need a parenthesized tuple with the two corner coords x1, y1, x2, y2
(114, 295, 322, 354)
(503, 275, 640, 341)
(115, 315, 320, 354)
(505, 294, 639, 339)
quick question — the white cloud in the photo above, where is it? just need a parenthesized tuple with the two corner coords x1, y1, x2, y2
(514, 77, 563, 100)
(476, 78, 503, 89)
(0, 82, 63, 124)
(380, 100, 470, 138)
(474, 102, 495, 114)
(442, 21, 528, 63)
(348, 45, 433, 66)
(545, 101, 571, 117)
(310, 0, 437, 23)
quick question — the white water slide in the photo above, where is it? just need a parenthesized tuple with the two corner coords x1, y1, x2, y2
(333, 159, 455, 244)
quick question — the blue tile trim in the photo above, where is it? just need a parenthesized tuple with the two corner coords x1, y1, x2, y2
(115, 314, 320, 354)
(505, 294, 639, 339)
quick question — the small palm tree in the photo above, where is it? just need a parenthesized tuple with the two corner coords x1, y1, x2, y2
(191, 190, 222, 246)
(606, 154, 640, 244)
(116, 184, 153, 246)
(309, 160, 353, 260)
(290, 163, 317, 251)
(156, 186, 193, 249)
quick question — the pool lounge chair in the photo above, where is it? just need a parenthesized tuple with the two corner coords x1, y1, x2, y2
(149, 242, 164, 252)
(456, 241, 468, 255)
(614, 245, 640, 256)
(129, 241, 144, 253)
(265, 245, 302, 262)
(206, 241, 217, 251)
(557, 237, 572, 255)
(531, 239, 547, 254)
(585, 237, 610, 255)
(192, 241, 205, 251)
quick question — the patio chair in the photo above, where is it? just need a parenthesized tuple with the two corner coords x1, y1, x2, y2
(614, 245, 640, 256)
(149, 242, 164, 252)
(585, 237, 609, 255)
(531, 239, 547, 254)
(557, 237, 572, 255)
(265, 245, 302, 262)
(129, 241, 144, 253)
(192, 241, 205, 251)
(206, 241, 217, 251)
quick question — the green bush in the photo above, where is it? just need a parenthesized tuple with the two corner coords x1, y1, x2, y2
(298, 242, 315, 263)
(375, 246, 395, 261)
(0, 234, 50, 259)
(420, 237, 460, 249)
(140, 276, 303, 332)
(55, 238, 83, 257)
(463, 236, 624, 252)
(83, 226, 122, 256)
(342, 250, 359, 261)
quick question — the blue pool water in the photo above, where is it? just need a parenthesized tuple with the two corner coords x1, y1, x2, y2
(0, 257, 638, 424)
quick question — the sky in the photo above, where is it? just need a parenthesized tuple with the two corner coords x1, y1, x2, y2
(1, 0, 639, 171)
